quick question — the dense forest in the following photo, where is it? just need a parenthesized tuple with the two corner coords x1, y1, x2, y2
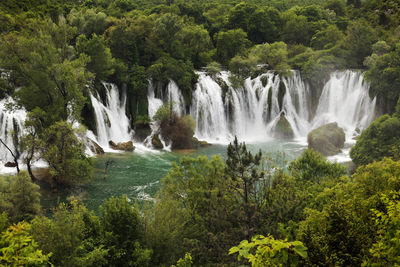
(1, 0, 400, 265)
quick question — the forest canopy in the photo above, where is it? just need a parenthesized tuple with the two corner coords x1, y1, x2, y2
(1, 0, 400, 266)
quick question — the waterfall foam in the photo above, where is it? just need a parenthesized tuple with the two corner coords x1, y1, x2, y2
(89, 82, 133, 151)
(191, 71, 313, 143)
(0, 97, 26, 165)
(312, 71, 376, 142)
(190, 70, 375, 145)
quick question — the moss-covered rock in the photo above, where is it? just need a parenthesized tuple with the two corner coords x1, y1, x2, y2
(307, 122, 345, 156)
(151, 135, 163, 149)
(215, 77, 229, 98)
(88, 139, 104, 155)
(274, 114, 294, 139)
(4, 162, 17, 167)
(277, 79, 286, 111)
(192, 137, 212, 148)
(109, 141, 135, 151)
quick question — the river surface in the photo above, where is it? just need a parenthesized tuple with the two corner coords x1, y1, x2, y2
(40, 140, 306, 212)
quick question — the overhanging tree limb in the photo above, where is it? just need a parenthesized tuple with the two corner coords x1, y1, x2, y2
(0, 137, 20, 172)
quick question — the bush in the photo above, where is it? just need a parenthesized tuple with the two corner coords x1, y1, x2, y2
(350, 115, 400, 166)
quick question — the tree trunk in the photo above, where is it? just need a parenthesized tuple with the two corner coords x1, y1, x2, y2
(0, 138, 20, 173)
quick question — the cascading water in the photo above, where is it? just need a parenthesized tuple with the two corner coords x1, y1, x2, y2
(166, 81, 185, 116)
(191, 71, 312, 143)
(312, 71, 376, 141)
(189, 70, 375, 145)
(0, 97, 26, 166)
(89, 82, 133, 150)
(145, 81, 172, 150)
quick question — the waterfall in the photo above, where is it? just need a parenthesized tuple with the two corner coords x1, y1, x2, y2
(191, 71, 312, 143)
(0, 97, 26, 172)
(147, 81, 164, 120)
(89, 82, 133, 150)
(165, 81, 185, 116)
(312, 71, 376, 141)
(190, 70, 375, 144)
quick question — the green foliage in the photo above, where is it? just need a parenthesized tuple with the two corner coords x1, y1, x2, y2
(282, 13, 315, 46)
(0, 172, 41, 223)
(40, 121, 93, 186)
(366, 192, 400, 266)
(31, 199, 107, 267)
(154, 103, 196, 149)
(76, 34, 115, 82)
(147, 56, 197, 105)
(225, 137, 265, 239)
(0, 17, 89, 127)
(150, 155, 237, 265)
(0, 213, 10, 233)
(229, 235, 307, 266)
(365, 44, 400, 113)
(350, 115, 400, 166)
(343, 19, 377, 68)
(0, 222, 52, 266)
(180, 24, 213, 68)
(311, 24, 344, 50)
(172, 253, 193, 267)
(100, 195, 151, 266)
(247, 7, 282, 44)
(229, 41, 291, 78)
(204, 61, 222, 78)
(68, 8, 110, 37)
(299, 158, 400, 266)
(289, 149, 346, 183)
(214, 29, 251, 66)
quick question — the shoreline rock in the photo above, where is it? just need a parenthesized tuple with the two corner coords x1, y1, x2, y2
(274, 114, 294, 139)
(109, 140, 135, 151)
(151, 135, 164, 149)
(88, 139, 105, 154)
(307, 122, 345, 156)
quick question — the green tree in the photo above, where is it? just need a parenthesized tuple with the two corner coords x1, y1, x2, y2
(289, 149, 346, 184)
(366, 192, 400, 266)
(100, 195, 151, 267)
(31, 200, 107, 267)
(0, 222, 52, 266)
(365, 44, 400, 114)
(247, 7, 282, 44)
(0, 172, 41, 223)
(40, 121, 93, 186)
(229, 235, 307, 267)
(76, 34, 115, 82)
(343, 19, 377, 68)
(282, 13, 313, 45)
(149, 155, 238, 265)
(311, 24, 344, 50)
(0, 17, 89, 127)
(153, 13, 184, 58)
(299, 158, 400, 266)
(8, 172, 41, 222)
(225, 137, 265, 240)
(350, 115, 400, 166)
(227, 3, 256, 32)
(180, 24, 212, 68)
(68, 8, 110, 37)
(214, 29, 250, 66)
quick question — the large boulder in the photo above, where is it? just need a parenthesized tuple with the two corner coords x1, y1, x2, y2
(307, 122, 345, 156)
(274, 115, 294, 139)
(192, 137, 212, 148)
(109, 141, 135, 151)
(88, 139, 104, 154)
(151, 135, 163, 149)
